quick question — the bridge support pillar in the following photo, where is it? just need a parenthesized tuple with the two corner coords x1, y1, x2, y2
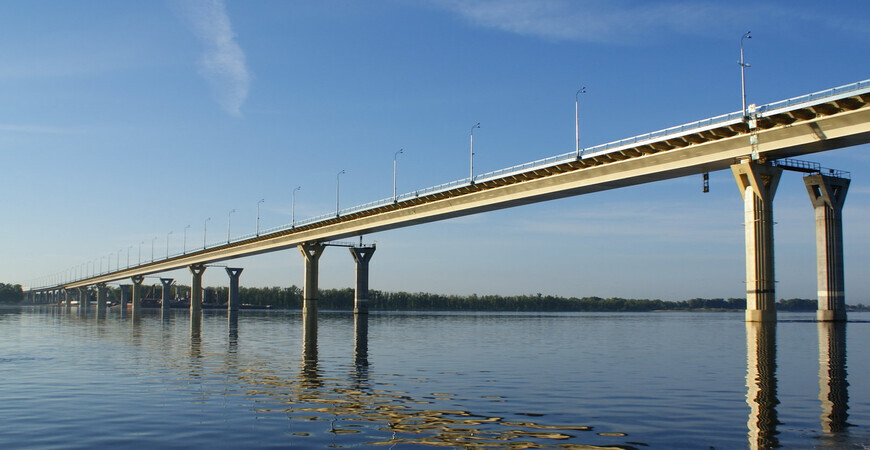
(349, 245, 376, 314)
(77, 287, 89, 313)
(225, 268, 243, 313)
(119, 285, 129, 316)
(299, 243, 325, 315)
(131, 276, 145, 320)
(95, 284, 107, 316)
(64, 290, 71, 310)
(803, 174, 850, 322)
(189, 264, 206, 317)
(732, 161, 782, 323)
(160, 278, 174, 318)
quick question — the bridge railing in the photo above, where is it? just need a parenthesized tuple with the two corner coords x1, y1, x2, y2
(30, 79, 870, 291)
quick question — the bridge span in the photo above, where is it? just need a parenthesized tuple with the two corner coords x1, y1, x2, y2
(26, 79, 870, 322)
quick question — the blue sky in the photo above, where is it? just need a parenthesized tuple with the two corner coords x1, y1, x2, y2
(3, 0, 870, 302)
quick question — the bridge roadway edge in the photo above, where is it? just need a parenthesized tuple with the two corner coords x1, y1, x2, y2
(58, 106, 870, 290)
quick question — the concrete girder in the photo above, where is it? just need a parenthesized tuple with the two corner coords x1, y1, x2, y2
(813, 103, 842, 116)
(792, 108, 818, 120)
(57, 103, 870, 290)
(835, 98, 865, 110)
(683, 134, 709, 144)
(768, 114, 797, 125)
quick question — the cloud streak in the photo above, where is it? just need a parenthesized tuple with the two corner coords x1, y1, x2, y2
(426, 0, 869, 44)
(174, 0, 250, 116)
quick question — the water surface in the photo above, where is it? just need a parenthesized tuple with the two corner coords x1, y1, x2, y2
(1, 307, 868, 448)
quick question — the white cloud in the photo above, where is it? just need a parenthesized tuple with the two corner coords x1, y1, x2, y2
(425, 0, 868, 43)
(173, 0, 250, 116)
(0, 124, 84, 135)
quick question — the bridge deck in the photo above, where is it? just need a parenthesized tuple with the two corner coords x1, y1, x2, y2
(35, 80, 870, 291)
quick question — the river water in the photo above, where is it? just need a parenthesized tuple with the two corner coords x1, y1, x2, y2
(0, 306, 868, 449)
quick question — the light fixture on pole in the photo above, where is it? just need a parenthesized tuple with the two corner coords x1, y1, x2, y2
(203, 217, 211, 250)
(470, 123, 480, 184)
(739, 31, 751, 118)
(166, 231, 173, 259)
(256, 199, 264, 236)
(575, 86, 586, 158)
(127, 246, 132, 268)
(183, 225, 190, 254)
(151, 236, 157, 262)
(117, 249, 122, 271)
(336, 170, 346, 217)
(292, 186, 301, 227)
(393, 148, 403, 202)
(227, 209, 236, 243)
(138, 241, 144, 265)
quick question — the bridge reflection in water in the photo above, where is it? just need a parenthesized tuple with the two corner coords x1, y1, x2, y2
(746, 321, 849, 449)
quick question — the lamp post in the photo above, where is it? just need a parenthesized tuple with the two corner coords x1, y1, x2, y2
(227, 209, 236, 243)
(203, 217, 211, 250)
(127, 245, 132, 268)
(292, 186, 301, 228)
(470, 123, 480, 184)
(183, 225, 190, 254)
(99, 255, 104, 274)
(166, 231, 173, 259)
(151, 236, 157, 262)
(336, 170, 346, 217)
(393, 148, 403, 202)
(575, 86, 586, 158)
(739, 31, 751, 117)
(138, 241, 144, 265)
(117, 249, 122, 271)
(256, 199, 264, 236)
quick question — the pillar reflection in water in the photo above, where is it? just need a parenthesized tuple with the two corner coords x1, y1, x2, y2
(353, 313, 369, 386)
(301, 312, 320, 388)
(228, 311, 239, 346)
(746, 321, 779, 449)
(190, 313, 202, 340)
(818, 321, 849, 434)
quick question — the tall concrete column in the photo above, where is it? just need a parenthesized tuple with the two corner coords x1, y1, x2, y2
(95, 284, 107, 316)
(131, 275, 144, 320)
(746, 322, 779, 449)
(78, 287, 89, 313)
(299, 243, 325, 315)
(349, 245, 376, 314)
(64, 290, 71, 310)
(732, 161, 782, 323)
(189, 264, 206, 317)
(225, 268, 243, 313)
(804, 174, 850, 322)
(160, 278, 174, 318)
(817, 322, 848, 434)
(119, 285, 130, 316)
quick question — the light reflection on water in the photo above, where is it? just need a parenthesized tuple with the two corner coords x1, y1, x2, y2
(0, 307, 868, 448)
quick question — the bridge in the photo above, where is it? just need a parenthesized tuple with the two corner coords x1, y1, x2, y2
(24, 79, 870, 322)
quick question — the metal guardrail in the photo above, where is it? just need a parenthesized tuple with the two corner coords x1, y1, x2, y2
(29, 79, 870, 290)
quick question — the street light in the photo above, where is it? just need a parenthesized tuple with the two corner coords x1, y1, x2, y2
(393, 149, 403, 202)
(138, 241, 144, 265)
(183, 225, 190, 254)
(292, 186, 301, 228)
(575, 87, 586, 158)
(203, 217, 211, 250)
(739, 31, 751, 117)
(256, 199, 264, 236)
(151, 236, 157, 262)
(127, 245, 132, 268)
(336, 170, 346, 217)
(117, 249, 122, 271)
(227, 209, 236, 243)
(166, 231, 173, 259)
(470, 123, 480, 184)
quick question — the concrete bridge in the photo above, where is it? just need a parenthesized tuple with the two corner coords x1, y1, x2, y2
(24, 79, 870, 322)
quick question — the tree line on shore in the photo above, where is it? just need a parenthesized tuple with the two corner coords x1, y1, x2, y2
(5, 282, 865, 312)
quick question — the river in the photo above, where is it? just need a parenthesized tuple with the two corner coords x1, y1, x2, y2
(0, 306, 868, 448)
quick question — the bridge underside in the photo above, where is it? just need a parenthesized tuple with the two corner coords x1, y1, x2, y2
(36, 88, 870, 322)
